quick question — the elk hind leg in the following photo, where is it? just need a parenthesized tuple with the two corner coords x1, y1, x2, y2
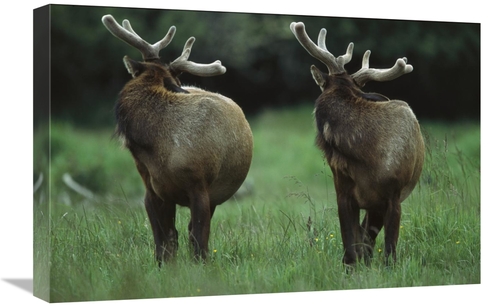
(383, 195, 402, 266)
(188, 186, 212, 261)
(361, 210, 385, 263)
(144, 189, 178, 266)
(337, 194, 362, 266)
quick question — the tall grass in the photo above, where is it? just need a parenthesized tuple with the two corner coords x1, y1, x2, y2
(33, 105, 480, 302)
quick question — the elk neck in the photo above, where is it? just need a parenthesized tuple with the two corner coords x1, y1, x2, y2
(313, 72, 381, 161)
(124, 61, 188, 97)
(314, 73, 367, 127)
(115, 62, 188, 152)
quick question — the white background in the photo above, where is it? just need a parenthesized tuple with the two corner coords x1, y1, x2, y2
(1, 0, 495, 306)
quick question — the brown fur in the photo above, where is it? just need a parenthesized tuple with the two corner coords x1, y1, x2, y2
(312, 70, 424, 266)
(115, 59, 253, 263)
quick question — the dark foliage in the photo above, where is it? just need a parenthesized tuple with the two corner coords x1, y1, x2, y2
(42, 5, 480, 127)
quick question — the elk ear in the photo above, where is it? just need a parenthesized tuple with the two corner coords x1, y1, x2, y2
(310, 65, 326, 91)
(123, 56, 144, 78)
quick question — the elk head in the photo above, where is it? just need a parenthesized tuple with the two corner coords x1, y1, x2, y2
(290, 22, 424, 267)
(102, 15, 253, 264)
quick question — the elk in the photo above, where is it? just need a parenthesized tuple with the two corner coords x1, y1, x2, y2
(290, 22, 424, 267)
(102, 15, 253, 264)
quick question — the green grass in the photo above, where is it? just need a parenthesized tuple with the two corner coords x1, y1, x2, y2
(33, 105, 480, 302)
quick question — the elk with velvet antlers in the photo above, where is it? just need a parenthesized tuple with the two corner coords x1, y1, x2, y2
(290, 22, 424, 267)
(102, 15, 253, 264)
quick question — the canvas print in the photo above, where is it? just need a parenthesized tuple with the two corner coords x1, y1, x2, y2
(33, 4, 480, 303)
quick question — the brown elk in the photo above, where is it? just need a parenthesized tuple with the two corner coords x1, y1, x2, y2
(290, 22, 424, 267)
(102, 15, 253, 264)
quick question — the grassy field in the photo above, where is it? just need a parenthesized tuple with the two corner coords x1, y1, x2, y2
(33, 105, 480, 302)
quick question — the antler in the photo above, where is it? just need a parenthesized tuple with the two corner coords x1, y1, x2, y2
(351, 50, 413, 87)
(170, 37, 226, 77)
(290, 22, 353, 75)
(102, 14, 226, 77)
(102, 14, 175, 61)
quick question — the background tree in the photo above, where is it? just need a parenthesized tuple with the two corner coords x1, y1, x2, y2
(44, 5, 480, 127)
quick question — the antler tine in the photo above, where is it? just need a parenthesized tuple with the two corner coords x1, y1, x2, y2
(351, 50, 413, 87)
(122, 19, 138, 36)
(317, 28, 328, 51)
(170, 37, 227, 77)
(290, 22, 352, 75)
(102, 14, 176, 61)
(290, 22, 336, 74)
(317, 29, 354, 68)
(152, 26, 176, 52)
(337, 43, 354, 69)
(122, 19, 176, 52)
